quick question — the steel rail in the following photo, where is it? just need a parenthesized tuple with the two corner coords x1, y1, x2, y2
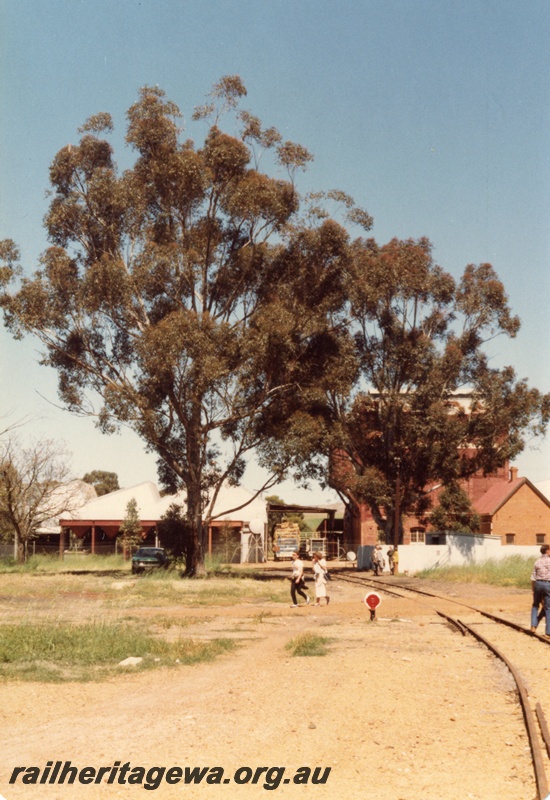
(453, 614, 549, 800)
(435, 610, 468, 636)
(335, 572, 550, 644)
(536, 704, 550, 760)
(333, 571, 550, 799)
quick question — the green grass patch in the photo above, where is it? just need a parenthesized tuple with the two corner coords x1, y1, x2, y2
(117, 575, 289, 606)
(0, 621, 235, 682)
(285, 632, 330, 657)
(416, 555, 534, 589)
(0, 572, 111, 603)
(0, 570, 290, 612)
(0, 553, 127, 574)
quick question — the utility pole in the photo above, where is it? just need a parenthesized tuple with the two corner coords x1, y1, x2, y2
(393, 457, 401, 552)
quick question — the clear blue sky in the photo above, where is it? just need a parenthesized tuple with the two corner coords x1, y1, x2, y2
(1, 0, 549, 500)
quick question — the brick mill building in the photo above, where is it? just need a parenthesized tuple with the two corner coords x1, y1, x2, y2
(343, 462, 550, 549)
(331, 390, 550, 550)
(475, 468, 550, 546)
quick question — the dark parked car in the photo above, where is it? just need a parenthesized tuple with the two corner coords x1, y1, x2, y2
(131, 547, 169, 574)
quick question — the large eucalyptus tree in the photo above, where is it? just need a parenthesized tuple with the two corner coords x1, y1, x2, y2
(265, 236, 550, 544)
(342, 238, 549, 541)
(0, 77, 369, 573)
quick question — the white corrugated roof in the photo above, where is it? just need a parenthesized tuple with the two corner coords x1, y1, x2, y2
(156, 483, 267, 523)
(61, 481, 267, 525)
(60, 481, 162, 521)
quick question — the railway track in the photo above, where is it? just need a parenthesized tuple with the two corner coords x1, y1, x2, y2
(334, 571, 550, 800)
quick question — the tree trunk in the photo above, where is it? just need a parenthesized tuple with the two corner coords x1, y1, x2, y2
(13, 529, 25, 563)
(183, 403, 208, 577)
(185, 480, 206, 577)
(370, 503, 402, 547)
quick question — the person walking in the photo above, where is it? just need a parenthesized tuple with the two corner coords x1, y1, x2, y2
(372, 545, 385, 576)
(530, 544, 550, 637)
(312, 551, 330, 606)
(289, 551, 310, 607)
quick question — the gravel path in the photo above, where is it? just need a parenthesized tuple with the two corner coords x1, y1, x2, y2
(0, 577, 544, 799)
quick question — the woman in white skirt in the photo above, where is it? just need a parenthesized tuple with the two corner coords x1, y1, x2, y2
(312, 551, 330, 606)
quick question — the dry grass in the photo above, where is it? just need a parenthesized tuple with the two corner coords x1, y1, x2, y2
(285, 632, 330, 657)
(417, 555, 533, 589)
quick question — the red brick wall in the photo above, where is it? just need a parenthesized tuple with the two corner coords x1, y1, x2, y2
(344, 463, 550, 548)
(490, 484, 550, 545)
(349, 503, 425, 547)
(461, 464, 510, 505)
(347, 503, 380, 546)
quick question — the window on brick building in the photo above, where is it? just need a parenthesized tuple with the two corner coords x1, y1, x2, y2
(536, 533, 546, 545)
(505, 533, 516, 545)
(410, 528, 425, 544)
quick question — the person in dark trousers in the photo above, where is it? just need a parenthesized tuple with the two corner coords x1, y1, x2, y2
(530, 543, 550, 637)
(289, 551, 310, 607)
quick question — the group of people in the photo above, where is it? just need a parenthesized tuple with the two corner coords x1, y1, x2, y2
(289, 542, 550, 631)
(371, 545, 399, 576)
(289, 543, 401, 607)
(289, 551, 330, 607)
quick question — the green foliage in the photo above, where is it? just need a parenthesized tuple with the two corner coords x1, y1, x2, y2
(215, 520, 240, 564)
(1, 75, 548, 570)
(417, 555, 534, 589)
(0, 553, 126, 573)
(157, 502, 192, 567)
(0, 570, 291, 613)
(82, 470, 120, 496)
(429, 483, 480, 532)
(285, 632, 330, 657)
(119, 498, 144, 554)
(0, 77, 370, 576)
(0, 621, 235, 682)
(266, 494, 310, 539)
(313, 238, 548, 542)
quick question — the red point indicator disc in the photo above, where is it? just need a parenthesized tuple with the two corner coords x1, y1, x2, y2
(364, 592, 381, 610)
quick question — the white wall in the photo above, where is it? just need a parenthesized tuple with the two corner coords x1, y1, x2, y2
(391, 535, 542, 575)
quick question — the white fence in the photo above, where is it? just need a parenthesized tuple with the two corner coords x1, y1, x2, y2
(361, 534, 544, 575)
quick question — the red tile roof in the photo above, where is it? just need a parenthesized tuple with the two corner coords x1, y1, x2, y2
(474, 477, 550, 516)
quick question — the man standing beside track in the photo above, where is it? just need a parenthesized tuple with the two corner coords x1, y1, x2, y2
(530, 544, 550, 638)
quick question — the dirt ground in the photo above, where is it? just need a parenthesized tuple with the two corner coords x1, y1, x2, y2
(0, 572, 546, 800)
